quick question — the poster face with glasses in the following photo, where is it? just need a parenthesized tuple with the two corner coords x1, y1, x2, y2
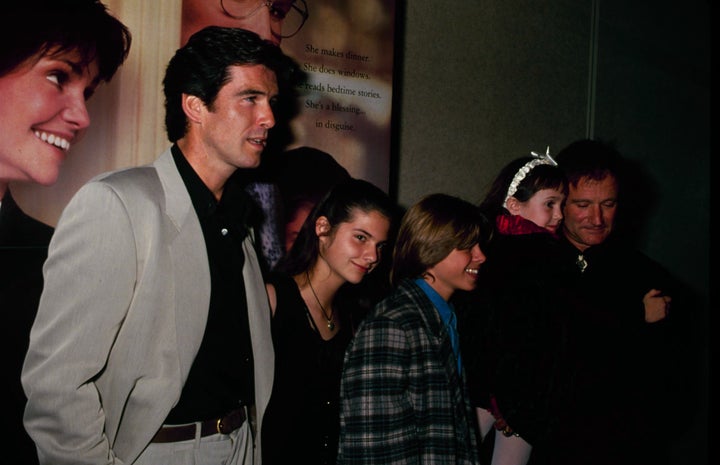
(181, 0, 396, 192)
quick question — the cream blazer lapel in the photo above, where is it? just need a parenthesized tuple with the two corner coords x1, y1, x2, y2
(242, 236, 274, 459)
(153, 150, 211, 381)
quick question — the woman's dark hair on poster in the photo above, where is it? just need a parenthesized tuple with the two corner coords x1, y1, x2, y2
(1, 1, 131, 82)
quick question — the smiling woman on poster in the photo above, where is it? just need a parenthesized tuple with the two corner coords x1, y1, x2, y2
(0, 2, 131, 463)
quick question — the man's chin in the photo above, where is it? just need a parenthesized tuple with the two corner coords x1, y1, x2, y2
(239, 154, 262, 169)
(581, 234, 608, 247)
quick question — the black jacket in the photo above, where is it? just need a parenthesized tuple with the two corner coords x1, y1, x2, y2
(458, 227, 574, 448)
(1, 190, 51, 465)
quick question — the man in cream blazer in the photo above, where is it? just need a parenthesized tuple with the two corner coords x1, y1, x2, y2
(22, 27, 300, 465)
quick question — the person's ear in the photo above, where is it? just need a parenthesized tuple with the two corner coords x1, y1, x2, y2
(181, 93, 206, 124)
(315, 216, 331, 237)
(505, 196, 522, 215)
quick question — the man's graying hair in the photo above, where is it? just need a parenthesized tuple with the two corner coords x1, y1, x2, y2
(163, 26, 301, 142)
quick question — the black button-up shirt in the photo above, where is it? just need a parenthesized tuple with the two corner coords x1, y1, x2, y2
(165, 145, 256, 423)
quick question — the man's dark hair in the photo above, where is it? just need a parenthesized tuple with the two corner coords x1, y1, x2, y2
(163, 26, 301, 142)
(1, 0, 131, 81)
(555, 139, 624, 192)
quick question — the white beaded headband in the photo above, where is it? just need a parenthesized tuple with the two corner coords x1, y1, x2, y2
(502, 147, 558, 209)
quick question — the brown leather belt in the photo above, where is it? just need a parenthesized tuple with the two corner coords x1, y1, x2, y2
(151, 408, 247, 443)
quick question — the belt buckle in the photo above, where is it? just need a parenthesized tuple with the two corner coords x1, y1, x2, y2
(216, 417, 225, 434)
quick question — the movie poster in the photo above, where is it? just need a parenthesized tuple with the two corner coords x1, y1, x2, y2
(11, 0, 397, 226)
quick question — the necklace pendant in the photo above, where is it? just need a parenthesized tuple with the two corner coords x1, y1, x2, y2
(327, 320, 335, 331)
(576, 254, 588, 273)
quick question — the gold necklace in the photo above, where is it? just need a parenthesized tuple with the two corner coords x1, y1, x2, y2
(306, 271, 335, 331)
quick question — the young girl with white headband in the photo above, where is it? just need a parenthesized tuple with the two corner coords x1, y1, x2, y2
(459, 148, 573, 465)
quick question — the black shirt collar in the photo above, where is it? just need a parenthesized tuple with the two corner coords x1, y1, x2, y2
(171, 144, 259, 235)
(171, 144, 218, 219)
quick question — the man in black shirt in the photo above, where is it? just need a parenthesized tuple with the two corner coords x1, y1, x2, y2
(547, 139, 691, 465)
(22, 27, 300, 464)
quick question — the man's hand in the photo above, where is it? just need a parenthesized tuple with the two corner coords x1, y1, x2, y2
(643, 288, 671, 323)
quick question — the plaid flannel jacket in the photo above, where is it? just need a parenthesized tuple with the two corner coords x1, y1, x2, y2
(337, 279, 479, 465)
